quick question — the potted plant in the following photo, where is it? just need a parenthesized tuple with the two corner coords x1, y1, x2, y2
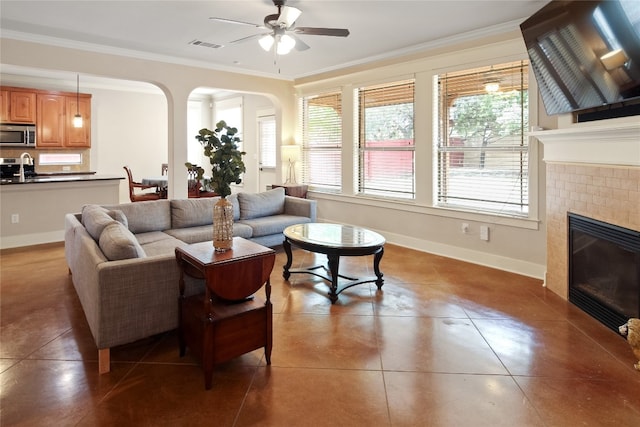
(191, 120, 246, 251)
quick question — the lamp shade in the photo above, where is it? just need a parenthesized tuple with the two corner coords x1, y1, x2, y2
(277, 34, 296, 55)
(600, 49, 628, 71)
(259, 34, 275, 51)
(281, 144, 301, 164)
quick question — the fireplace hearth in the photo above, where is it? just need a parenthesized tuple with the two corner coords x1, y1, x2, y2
(568, 213, 640, 332)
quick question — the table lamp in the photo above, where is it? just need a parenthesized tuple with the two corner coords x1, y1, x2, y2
(281, 144, 301, 184)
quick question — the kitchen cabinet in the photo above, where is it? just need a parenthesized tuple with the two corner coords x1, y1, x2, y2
(36, 93, 66, 148)
(0, 89, 37, 124)
(65, 95, 91, 147)
(0, 91, 8, 122)
(36, 93, 92, 148)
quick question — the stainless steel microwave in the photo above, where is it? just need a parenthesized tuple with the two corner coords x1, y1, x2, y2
(0, 124, 36, 147)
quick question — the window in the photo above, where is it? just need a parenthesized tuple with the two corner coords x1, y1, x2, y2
(214, 97, 243, 149)
(258, 115, 276, 169)
(357, 80, 415, 199)
(300, 91, 342, 192)
(436, 61, 529, 216)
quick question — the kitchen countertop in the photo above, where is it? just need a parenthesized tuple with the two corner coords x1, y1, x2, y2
(0, 174, 123, 185)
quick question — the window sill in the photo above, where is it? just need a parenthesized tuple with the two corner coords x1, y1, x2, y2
(309, 191, 541, 231)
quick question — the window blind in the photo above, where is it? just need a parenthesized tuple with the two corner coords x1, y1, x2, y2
(357, 80, 415, 199)
(300, 91, 342, 192)
(437, 61, 529, 216)
(258, 116, 276, 168)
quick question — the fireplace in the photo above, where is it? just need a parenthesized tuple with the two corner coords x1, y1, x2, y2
(568, 213, 640, 332)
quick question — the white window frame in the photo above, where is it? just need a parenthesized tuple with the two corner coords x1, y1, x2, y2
(356, 79, 416, 200)
(299, 90, 343, 193)
(257, 114, 276, 170)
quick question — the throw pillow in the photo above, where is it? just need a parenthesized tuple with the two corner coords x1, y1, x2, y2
(82, 205, 130, 241)
(98, 221, 146, 261)
(82, 205, 116, 241)
(238, 187, 285, 220)
(170, 198, 216, 228)
(227, 193, 240, 221)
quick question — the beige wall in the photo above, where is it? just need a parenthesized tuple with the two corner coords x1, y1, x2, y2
(295, 33, 548, 278)
(0, 34, 550, 279)
(0, 38, 296, 201)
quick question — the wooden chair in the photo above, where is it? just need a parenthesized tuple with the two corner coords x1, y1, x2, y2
(123, 166, 163, 202)
(185, 164, 218, 198)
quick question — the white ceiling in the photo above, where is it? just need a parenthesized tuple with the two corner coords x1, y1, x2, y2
(0, 0, 548, 81)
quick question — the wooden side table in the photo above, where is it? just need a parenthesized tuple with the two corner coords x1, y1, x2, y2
(175, 238, 276, 389)
(270, 184, 308, 198)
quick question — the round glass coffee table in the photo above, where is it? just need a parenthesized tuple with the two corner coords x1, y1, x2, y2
(282, 223, 385, 303)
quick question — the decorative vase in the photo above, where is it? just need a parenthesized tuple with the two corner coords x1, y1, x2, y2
(213, 197, 233, 252)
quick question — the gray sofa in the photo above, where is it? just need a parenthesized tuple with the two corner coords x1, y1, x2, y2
(64, 187, 316, 373)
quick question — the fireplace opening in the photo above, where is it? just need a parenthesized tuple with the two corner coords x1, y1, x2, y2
(568, 213, 640, 333)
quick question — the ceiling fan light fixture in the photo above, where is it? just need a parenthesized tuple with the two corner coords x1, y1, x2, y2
(73, 74, 83, 128)
(276, 34, 296, 55)
(259, 34, 275, 51)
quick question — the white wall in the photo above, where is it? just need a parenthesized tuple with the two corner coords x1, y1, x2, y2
(91, 88, 168, 202)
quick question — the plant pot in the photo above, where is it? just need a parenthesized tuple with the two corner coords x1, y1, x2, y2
(213, 197, 233, 252)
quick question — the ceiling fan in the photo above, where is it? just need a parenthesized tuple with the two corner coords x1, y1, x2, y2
(210, 0, 350, 55)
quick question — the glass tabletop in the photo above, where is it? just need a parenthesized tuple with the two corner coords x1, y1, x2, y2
(284, 223, 385, 249)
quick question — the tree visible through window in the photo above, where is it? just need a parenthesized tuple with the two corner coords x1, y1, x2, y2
(358, 80, 415, 199)
(437, 61, 529, 216)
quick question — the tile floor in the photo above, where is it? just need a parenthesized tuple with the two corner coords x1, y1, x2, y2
(1, 242, 639, 426)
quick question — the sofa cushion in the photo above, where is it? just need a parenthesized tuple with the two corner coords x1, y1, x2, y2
(238, 214, 312, 237)
(139, 236, 186, 257)
(238, 187, 285, 220)
(227, 193, 240, 221)
(98, 221, 146, 261)
(170, 198, 216, 229)
(102, 200, 171, 234)
(165, 222, 252, 243)
(82, 205, 128, 241)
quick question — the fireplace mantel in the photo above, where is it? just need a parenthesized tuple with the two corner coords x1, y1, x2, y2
(531, 120, 640, 166)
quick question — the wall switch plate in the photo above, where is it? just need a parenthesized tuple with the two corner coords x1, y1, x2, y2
(11, 214, 19, 224)
(480, 225, 489, 241)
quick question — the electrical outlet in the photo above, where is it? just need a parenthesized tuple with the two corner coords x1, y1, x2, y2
(11, 214, 19, 224)
(62, 166, 71, 171)
(461, 223, 469, 233)
(480, 225, 489, 241)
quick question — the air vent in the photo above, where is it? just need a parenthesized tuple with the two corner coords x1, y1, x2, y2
(189, 39, 223, 49)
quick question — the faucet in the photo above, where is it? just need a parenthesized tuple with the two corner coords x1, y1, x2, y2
(19, 152, 33, 182)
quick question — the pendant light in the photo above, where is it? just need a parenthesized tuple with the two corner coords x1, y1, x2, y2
(73, 74, 83, 128)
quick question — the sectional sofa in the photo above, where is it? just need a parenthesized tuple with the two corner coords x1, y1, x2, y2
(64, 187, 316, 373)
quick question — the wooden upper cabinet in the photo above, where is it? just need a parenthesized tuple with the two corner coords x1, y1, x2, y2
(0, 89, 37, 123)
(37, 93, 66, 148)
(10, 91, 37, 123)
(65, 95, 91, 147)
(2, 86, 92, 148)
(0, 91, 8, 122)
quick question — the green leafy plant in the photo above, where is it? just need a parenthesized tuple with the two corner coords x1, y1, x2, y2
(187, 120, 246, 198)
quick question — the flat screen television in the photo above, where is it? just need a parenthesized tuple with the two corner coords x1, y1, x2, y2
(520, 0, 640, 119)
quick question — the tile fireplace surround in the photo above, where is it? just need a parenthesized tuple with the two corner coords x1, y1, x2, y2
(533, 119, 640, 299)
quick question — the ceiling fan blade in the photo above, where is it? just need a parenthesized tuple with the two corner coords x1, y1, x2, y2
(228, 32, 270, 45)
(279, 6, 302, 29)
(291, 34, 310, 51)
(293, 27, 350, 37)
(209, 17, 265, 28)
